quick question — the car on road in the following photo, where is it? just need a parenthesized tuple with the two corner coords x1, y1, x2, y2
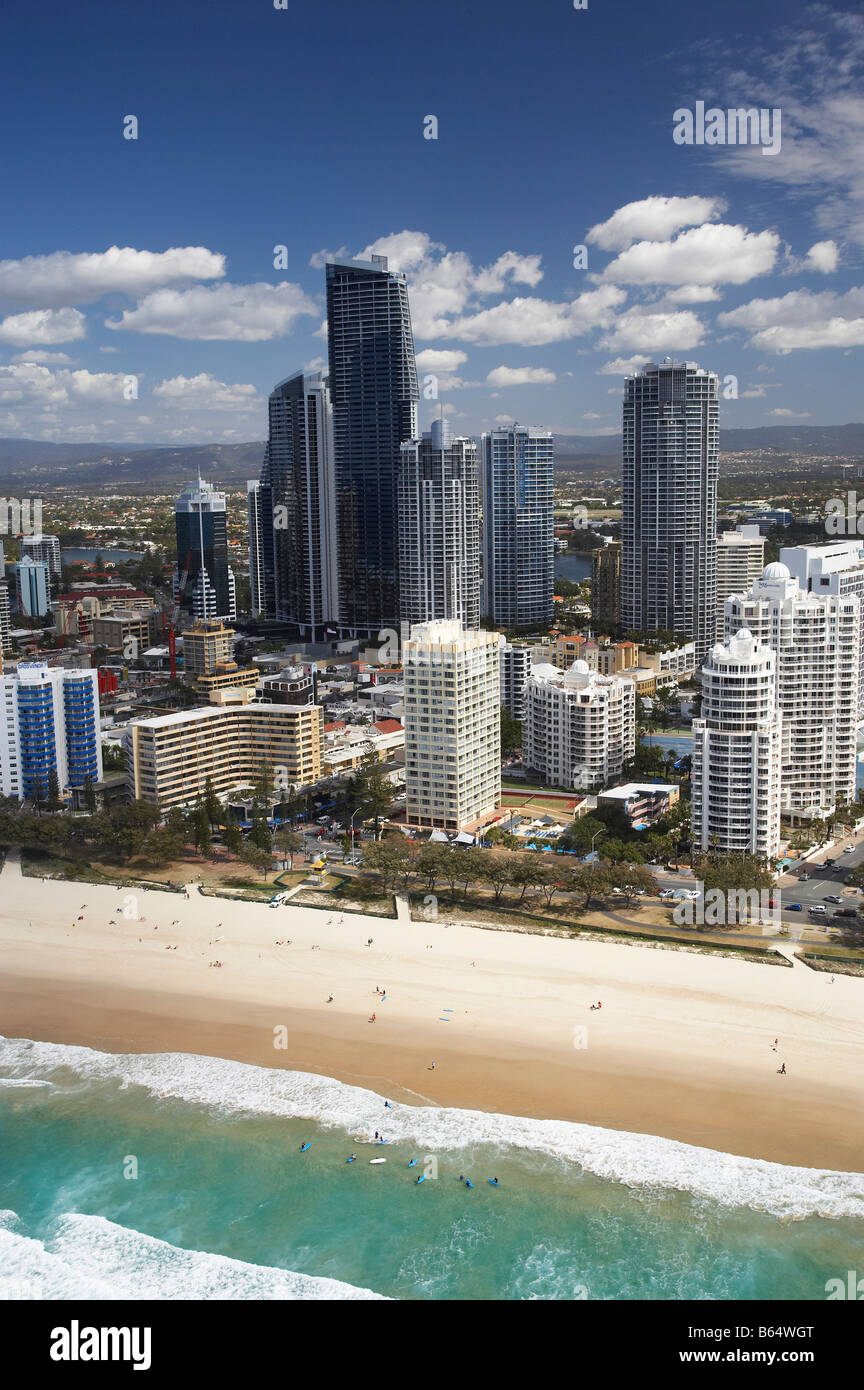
(824, 894, 843, 904)
(841, 846, 854, 854)
(786, 902, 803, 911)
(824, 858, 836, 868)
(659, 888, 677, 899)
(809, 905, 827, 916)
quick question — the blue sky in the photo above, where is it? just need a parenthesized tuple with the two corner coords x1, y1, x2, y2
(1, 0, 862, 444)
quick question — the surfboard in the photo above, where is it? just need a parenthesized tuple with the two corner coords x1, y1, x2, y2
(370, 1158, 387, 1165)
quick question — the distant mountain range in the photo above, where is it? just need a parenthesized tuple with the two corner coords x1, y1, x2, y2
(0, 423, 862, 489)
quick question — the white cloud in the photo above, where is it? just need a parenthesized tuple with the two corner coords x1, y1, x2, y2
(106, 281, 318, 341)
(662, 284, 721, 304)
(0, 363, 127, 409)
(596, 355, 650, 375)
(0, 246, 224, 309)
(415, 348, 468, 373)
(768, 408, 811, 417)
(587, 196, 725, 251)
(0, 307, 86, 347)
(717, 286, 864, 351)
(152, 374, 260, 411)
(448, 286, 626, 346)
(9, 349, 74, 365)
(582, 411, 603, 419)
(805, 239, 840, 273)
(601, 223, 779, 287)
(486, 365, 556, 386)
(599, 310, 705, 353)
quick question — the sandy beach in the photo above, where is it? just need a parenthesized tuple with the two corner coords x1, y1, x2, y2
(1, 853, 863, 1170)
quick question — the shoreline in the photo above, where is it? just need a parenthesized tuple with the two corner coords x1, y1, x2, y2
(2, 858, 864, 1171)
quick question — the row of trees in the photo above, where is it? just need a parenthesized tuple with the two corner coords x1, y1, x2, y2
(362, 839, 658, 911)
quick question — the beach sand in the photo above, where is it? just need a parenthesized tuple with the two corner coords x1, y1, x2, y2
(1, 854, 863, 1170)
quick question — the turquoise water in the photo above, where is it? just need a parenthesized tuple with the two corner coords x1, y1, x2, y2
(1, 1038, 862, 1301)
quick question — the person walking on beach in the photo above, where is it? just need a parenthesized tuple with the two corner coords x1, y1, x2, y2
(369, 1012, 376, 1023)
(778, 1063, 786, 1075)
(428, 1062, 436, 1070)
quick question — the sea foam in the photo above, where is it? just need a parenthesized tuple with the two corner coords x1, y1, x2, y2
(2, 1036, 863, 1223)
(0, 1211, 387, 1301)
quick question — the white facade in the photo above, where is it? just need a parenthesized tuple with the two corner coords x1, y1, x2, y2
(780, 540, 864, 717)
(20, 533, 61, 577)
(398, 419, 480, 629)
(725, 564, 859, 816)
(403, 620, 501, 830)
(499, 640, 533, 721)
(691, 629, 781, 856)
(522, 660, 635, 791)
(716, 526, 765, 621)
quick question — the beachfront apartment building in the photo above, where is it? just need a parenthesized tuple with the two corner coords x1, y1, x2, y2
(716, 525, 765, 623)
(480, 425, 555, 628)
(0, 662, 102, 800)
(724, 563, 859, 819)
(499, 640, 533, 721)
(621, 359, 718, 660)
(397, 419, 480, 630)
(403, 620, 501, 831)
(522, 660, 635, 792)
(125, 702, 322, 808)
(780, 540, 864, 717)
(691, 629, 781, 856)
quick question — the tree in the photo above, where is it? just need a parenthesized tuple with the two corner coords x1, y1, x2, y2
(477, 851, 516, 903)
(274, 827, 302, 869)
(566, 862, 613, 910)
(500, 704, 522, 759)
(240, 842, 272, 878)
(609, 863, 658, 907)
(417, 842, 452, 890)
(362, 840, 412, 893)
(249, 817, 273, 853)
(192, 804, 212, 856)
(559, 816, 606, 856)
(203, 777, 222, 830)
(222, 819, 243, 856)
(82, 775, 97, 814)
(350, 757, 394, 840)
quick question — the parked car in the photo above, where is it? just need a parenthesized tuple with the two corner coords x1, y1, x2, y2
(809, 905, 827, 916)
(786, 902, 803, 911)
(659, 889, 676, 899)
(824, 894, 843, 904)
(834, 907, 860, 919)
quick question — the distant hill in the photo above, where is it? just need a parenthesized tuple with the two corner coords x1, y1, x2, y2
(0, 422, 862, 489)
(554, 423, 864, 460)
(0, 439, 266, 490)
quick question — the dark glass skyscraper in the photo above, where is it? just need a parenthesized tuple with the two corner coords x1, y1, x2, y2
(621, 359, 718, 659)
(326, 255, 418, 636)
(267, 370, 339, 639)
(174, 478, 235, 622)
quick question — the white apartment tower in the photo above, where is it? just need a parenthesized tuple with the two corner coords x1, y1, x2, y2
(725, 563, 859, 817)
(781, 540, 864, 717)
(397, 419, 480, 629)
(716, 525, 765, 622)
(691, 629, 781, 856)
(522, 660, 635, 791)
(403, 619, 501, 831)
(499, 640, 533, 721)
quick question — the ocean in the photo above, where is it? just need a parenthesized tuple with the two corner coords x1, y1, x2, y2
(2, 1038, 862, 1301)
